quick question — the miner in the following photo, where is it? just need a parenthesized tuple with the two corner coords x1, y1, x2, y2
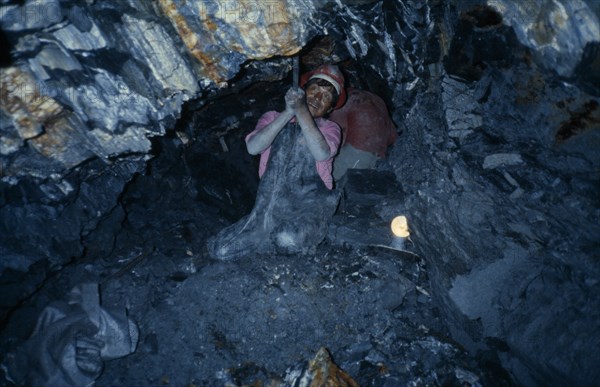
(207, 64, 346, 260)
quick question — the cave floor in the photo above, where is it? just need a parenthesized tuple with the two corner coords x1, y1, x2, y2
(0, 139, 513, 386)
(1, 103, 593, 387)
(94, 243, 468, 386)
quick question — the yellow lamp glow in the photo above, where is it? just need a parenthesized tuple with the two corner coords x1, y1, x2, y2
(391, 216, 410, 238)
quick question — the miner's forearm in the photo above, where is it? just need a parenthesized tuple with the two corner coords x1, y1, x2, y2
(246, 110, 294, 155)
(296, 107, 330, 161)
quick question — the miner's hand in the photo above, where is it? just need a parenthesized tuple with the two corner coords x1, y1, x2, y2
(285, 87, 306, 113)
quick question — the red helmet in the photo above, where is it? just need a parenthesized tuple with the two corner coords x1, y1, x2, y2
(299, 64, 347, 110)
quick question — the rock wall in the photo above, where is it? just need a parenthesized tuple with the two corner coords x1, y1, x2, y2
(0, 0, 328, 179)
(389, 0, 600, 384)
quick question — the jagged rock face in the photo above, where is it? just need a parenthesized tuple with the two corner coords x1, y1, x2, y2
(0, 0, 333, 179)
(487, 0, 600, 78)
(392, 1, 600, 384)
(1, 0, 599, 385)
(3, 0, 594, 179)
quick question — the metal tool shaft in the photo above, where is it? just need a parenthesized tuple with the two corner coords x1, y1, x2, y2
(292, 56, 299, 88)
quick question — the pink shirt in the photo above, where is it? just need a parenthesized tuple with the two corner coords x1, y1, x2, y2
(245, 111, 341, 189)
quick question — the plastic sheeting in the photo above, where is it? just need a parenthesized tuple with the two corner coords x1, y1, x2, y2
(3, 283, 138, 387)
(208, 122, 340, 260)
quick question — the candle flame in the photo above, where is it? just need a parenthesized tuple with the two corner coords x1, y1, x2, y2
(391, 216, 410, 237)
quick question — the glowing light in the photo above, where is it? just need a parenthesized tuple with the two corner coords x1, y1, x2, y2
(391, 216, 410, 238)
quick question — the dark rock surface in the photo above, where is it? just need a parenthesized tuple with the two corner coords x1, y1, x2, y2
(1, 134, 510, 386)
(0, 146, 508, 386)
(392, 6, 600, 383)
(0, 0, 332, 180)
(1, 0, 600, 385)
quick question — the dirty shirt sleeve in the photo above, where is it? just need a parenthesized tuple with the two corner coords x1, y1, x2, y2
(315, 118, 341, 190)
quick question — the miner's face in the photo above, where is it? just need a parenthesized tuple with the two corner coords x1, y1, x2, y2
(305, 82, 335, 118)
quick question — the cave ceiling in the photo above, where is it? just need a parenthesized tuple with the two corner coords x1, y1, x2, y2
(1, 0, 598, 182)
